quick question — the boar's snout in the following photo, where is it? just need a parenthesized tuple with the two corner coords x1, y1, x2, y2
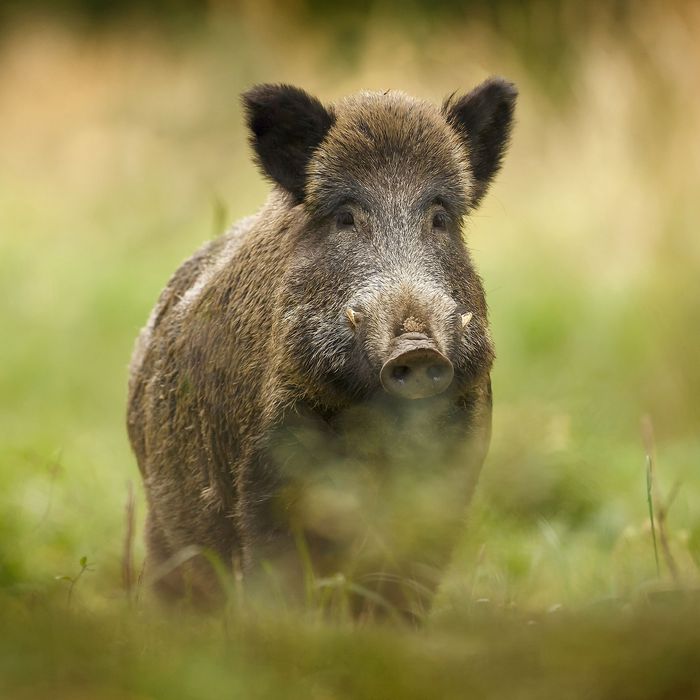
(380, 333, 454, 400)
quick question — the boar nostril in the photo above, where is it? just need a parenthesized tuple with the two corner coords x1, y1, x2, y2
(427, 364, 448, 382)
(391, 365, 411, 383)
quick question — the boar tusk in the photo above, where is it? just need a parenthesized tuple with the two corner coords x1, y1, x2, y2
(345, 307, 358, 329)
(461, 312, 473, 329)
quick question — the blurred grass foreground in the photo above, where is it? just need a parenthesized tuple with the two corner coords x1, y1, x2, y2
(1, 1, 700, 697)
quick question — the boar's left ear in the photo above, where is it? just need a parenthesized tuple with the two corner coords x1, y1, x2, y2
(443, 77, 517, 207)
(242, 84, 334, 203)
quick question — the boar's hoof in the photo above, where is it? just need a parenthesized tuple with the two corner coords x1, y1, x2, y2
(380, 335, 454, 399)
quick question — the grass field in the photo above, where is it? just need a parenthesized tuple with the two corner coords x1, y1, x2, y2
(1, 3, 700, 697)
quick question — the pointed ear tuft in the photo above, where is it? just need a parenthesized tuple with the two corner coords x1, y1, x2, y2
(242, 84, 334, 202)
(443, 78, 517, 207)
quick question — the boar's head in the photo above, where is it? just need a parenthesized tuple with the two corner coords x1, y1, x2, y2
(243, 80, 516, 408)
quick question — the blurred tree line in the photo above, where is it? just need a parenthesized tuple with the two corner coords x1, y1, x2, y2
(0, 0, 641, 32)
(0, 0, 655, 102)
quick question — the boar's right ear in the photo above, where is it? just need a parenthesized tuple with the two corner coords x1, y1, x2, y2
(443, 77, 517, 207)
(242, 84, 334, 203)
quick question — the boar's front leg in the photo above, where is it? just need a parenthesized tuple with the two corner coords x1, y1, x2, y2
(233, 404, 345, 606)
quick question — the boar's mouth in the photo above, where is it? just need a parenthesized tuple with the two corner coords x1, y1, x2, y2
(380, 333, 454, 400)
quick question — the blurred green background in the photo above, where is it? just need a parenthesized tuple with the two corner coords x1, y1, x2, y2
(1, 1, 699, 697)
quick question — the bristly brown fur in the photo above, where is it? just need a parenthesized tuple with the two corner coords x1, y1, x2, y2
(127, 80, 516, 613)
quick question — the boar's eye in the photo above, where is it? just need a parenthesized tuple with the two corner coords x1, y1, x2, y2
(432, 211, 448, 230)
(336, 210, 355, 228)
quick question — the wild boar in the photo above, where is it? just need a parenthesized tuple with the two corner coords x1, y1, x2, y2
(127, 79, 517, 617)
